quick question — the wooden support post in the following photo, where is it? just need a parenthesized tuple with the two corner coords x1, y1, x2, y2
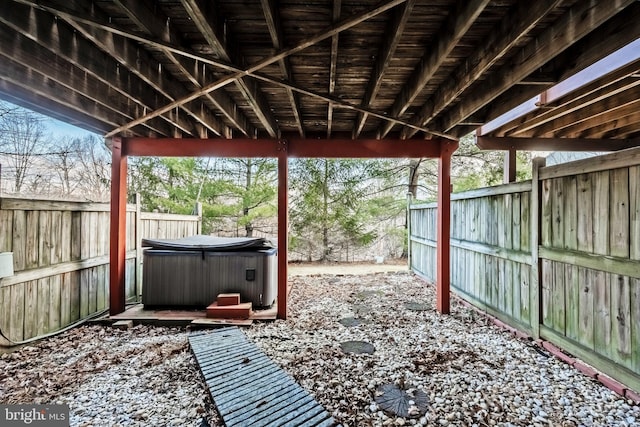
(109, 137, 127, 316)
(277, 141, 288, 320)
(530, 157, 546, 339)
(135, 193, 142, 301)
(437, 141, 458, 314)
(504, 148, 517, 183)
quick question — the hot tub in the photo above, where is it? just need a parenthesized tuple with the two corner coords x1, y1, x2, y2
(141, 236, 277, 308)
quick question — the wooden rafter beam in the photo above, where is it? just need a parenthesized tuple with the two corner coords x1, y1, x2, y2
(570, 110, 640, 140)
(261, 0, 305, 137)
(0, 52, 172, 137)
(353, 0, 414, 139)
(180, 0, 279, 138)
(529, 87, 640, 138)
(121, 137, 445, 159)
(56, 0, 224, 137)
(0, 2, 198, 136)
(437, 0, 635, 133)
(476, 136, 640, 152)
(114, 0, 249, 137)
(377, 0, 490, 139)
(507, 74, 640, 137)
(402, 0, 562, 139)
(551, 98, 640, 139)
(102, 0, 409, 137)
(327, 0, 342, 138)
(0, 84, 110, 136)
(481, 39, 640, 137)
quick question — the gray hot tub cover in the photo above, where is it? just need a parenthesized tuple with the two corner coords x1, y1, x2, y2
(141, 235, 275, 251)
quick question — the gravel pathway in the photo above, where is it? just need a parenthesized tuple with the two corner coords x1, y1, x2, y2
(0, 271, 638, 427)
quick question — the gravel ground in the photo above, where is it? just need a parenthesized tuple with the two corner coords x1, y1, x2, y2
(0, 270, 639, 427)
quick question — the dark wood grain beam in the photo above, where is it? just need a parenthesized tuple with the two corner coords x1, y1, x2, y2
(353, 0, 414, 139)
(437, 0, 635, 133)
(113, 0, 249, 137)
(180, 0, 280, 138)
(261, 0, 304, 137)
(476, 136, 640, 152)
(327, 0, 342, 138)
(402, 0, 562, 139)
(0, 2, 197, 136)
(377, 0, 490, 139)
(105, 0, 409, 137)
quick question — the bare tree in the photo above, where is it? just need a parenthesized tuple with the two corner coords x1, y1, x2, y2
(74, 135, 111, 201)
(0, 104, 46, 193)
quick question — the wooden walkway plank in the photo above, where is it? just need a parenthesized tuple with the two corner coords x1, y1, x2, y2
(189, 327, 336, 427)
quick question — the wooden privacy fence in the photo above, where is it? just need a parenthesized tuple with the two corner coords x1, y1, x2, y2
(0, 195, 201, 344)
(409, 147, 640, 392)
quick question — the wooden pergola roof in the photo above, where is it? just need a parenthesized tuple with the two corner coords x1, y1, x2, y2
(1, 0, 639, 319)
(0, 0, 638, 143)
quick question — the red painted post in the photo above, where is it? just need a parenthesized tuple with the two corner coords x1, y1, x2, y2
(503, 148, 517, 183)
(109, 137, 128, 316)
(436, 141, 458, 314)
(277, 141, 289, 320)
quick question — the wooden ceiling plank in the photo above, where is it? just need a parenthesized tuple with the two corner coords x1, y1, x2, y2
(0, 2, 197, 136)
(438, 0, 635, 133)
(180, 0, 280, 138)
(105, 0, 409, 137)
(403, 0, 562, 139)
(377, 0, 490, 139)
(353, 0, 414, 139)
(261, 0, 305, 137)
(114, 0, 241, 137)
(476, 136, 640, 152)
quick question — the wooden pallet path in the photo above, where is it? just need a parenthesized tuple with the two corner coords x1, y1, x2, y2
(189, 327, 337, 427)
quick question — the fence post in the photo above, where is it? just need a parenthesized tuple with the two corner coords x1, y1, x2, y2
(530, 157, 546, 339)
(135, 193, 142, 301)
(406, 192, 412, 271)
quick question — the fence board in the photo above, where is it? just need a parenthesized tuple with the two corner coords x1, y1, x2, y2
(0, 210, 12, 252)
(564, 264, 579, 342)
(23, 281, 37, 339)
(592, 171, 610, 256)
(594, 271, 612, 360)
(610, 274, 632, 369)
(49, 275, 61, 331)
(632, 278, 640, 373)
(609, 168, 630, 258)
(36, 278, 50, 336)
(38, 211, 51, 267)
(578, 267, 595, 350)
(10, 284, 24, 341)
(563, 176, 577, 250)
(12, 210, 25, 271)
(631, 166, 640, 260)
(576, 173, 594, 253)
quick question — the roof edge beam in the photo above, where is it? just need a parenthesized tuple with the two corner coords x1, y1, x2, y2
(475, 136, 640, 151)
(121, 137, 447, 158)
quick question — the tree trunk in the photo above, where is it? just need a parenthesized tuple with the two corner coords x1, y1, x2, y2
(244, 159, 254, 237)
